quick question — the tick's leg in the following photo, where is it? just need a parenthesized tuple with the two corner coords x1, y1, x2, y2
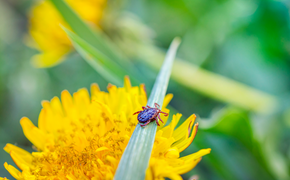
(154, 117, 160, 126)
(160, 111, 169, 116)
(146, 105, 152, 109)
(154, 103, 160, 109)
(133, 111, 142, 115)
(140, 121, 150, 127)
(158, 114, 164, 123)
(142, 106, 147, 110)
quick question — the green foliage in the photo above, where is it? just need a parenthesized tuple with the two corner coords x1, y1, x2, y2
(49, 0, 123, 64)
(63, 27, 135, 86)
(1, 0, 290, 179)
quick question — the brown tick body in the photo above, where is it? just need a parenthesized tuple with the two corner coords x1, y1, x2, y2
(133, 103, 168, 127)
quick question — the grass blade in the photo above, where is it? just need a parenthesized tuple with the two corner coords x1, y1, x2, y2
(49, 0, 134, 70)
(62, 27, 139, 86)
(114, 38, 181, 180)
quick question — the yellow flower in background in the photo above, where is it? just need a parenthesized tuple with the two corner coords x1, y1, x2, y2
(3, 77, 210, 180)
(29, 0, 106, 68)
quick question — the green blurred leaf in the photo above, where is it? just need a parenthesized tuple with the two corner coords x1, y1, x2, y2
(193, 107, 277, 180)
(136, 44, 279, 114)
(49, 0, 134, 70)
(63, 27, 139, 86)
(199, 107, 253, 149)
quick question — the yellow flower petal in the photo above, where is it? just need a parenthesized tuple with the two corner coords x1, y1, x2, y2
(174, 123, 199, 152)
(173, 148, 211, 175)
(153, 137, 175, 156)
(145, 166, 153, 180)
(124, 75, 132, 90)
(90, 83, 100, 97)
(20, 117, 47, 150)
(10, 151, 31, 171)
(4, 144, 31, 157)
(50, 96, 64, 116)
(31, 49, 70, 68)
(180, 148, 211, 162)
(73, 88, 91, 117)
(164, 147, 180, 159)
(61, 90, 74, 116)
(96, 147, 109, 152)
(37, 108, 47, 132)
(162, 113, 182, 138)
(157, 108, 170, 130)
(163, 94, 173, 108)
(4, 162, 22, 179)
(173, 157, 202, 175)
(29, 0, 106, 67)
(0, 177, 9, 180)
(39, 99, 64, 134)
(172, 114, 196, 141)
(4, 144, 33, 171)
(4, 78, 210, 179)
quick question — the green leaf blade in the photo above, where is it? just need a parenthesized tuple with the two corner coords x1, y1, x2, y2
(114, 38, 181, 180)
(62, 27, 139, 86)
(49, 0, 111, 57)
(49, 0, 136, 71)
(147, 38, 181, 107)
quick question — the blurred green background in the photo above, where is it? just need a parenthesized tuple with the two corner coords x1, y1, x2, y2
(1, 0, 290, 179)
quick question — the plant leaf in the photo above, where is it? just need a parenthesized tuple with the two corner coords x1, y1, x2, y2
(114, 38, 181, 180)
(62, 27, 139, 86)
(49, 0, 134, 70)
(136, 44, 278, 114)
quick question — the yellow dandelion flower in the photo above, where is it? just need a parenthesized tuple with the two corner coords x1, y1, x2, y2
(3, 77, 210, 180)
(29, 0, 106, 68)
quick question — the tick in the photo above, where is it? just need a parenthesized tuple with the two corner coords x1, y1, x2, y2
(133, 103, 169, 127)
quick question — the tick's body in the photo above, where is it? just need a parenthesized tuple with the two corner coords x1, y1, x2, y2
(137, 108, 159, 123)
(133, 103, 168, 127)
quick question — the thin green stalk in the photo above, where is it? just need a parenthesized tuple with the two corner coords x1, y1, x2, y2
(114, 38, 181, 180)
(137, 44, 278, 114)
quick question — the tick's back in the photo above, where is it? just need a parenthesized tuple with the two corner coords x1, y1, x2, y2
(137, 108, 158, 123)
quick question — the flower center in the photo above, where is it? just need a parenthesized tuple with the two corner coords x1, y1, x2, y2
(30, 114, 135, 179)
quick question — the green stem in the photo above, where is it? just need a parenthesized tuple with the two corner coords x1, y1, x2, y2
(137, 44, 278, 114)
